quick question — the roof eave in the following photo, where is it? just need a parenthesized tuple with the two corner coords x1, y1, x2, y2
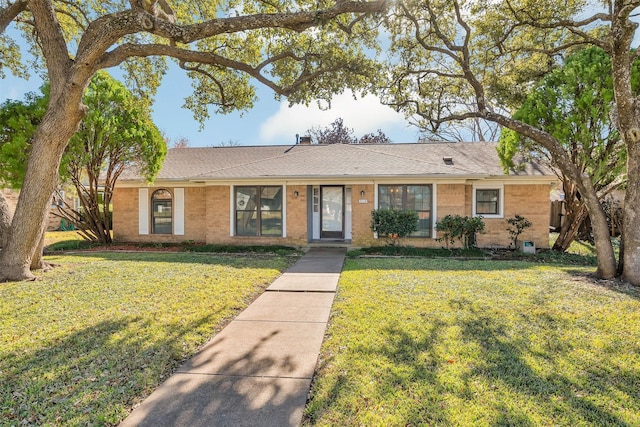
(116, 173, 555, 187)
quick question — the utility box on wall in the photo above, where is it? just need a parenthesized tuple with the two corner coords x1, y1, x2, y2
(519, 240, 536, 254)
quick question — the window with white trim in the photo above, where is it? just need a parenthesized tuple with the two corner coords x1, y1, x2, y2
(473, 185, 504, 218)
(235, 186, 283, 236)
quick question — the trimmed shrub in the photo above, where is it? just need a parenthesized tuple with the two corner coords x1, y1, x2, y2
(370, 209, 419, 246)
(435, 215, 485, 249)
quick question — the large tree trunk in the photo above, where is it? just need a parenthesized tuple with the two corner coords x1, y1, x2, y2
(0, 0, 88, 281)
(489, 113, 618, 278)
(0, 192, 11, 249)
(570, 173, 618, 279)
(30, 220, 48, 271)
(581, 179, 618, 279)
(621, 141, 640, 284)
(0, 100, 83, 282)
(552, 202, 588, 252)
(609, 6, 640, 286)
(552, 179, 587, 252)
(30, 194, 55, 272)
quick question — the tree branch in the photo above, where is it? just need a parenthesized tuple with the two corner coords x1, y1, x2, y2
(178, 62, 236, 108)
(503, 0, 611, 49)
(98, 42, 367, 98)
(28, 0, 74, 93)
(53, 1, 91, 31)
(79, 0, 386, 57)
(74, 1, 387, 96)
(0, 0, 27, 33)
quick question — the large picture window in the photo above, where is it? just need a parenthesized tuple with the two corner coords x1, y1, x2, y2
(378, 184, 432, 237)
(152, 189, 172, 234)
(235, 186, 283, 236)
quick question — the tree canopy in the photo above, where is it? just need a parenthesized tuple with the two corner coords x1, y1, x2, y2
(0, 89, 48, 188)
(498, 47, 632, 251)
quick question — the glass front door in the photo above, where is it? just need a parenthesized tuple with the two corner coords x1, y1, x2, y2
(321, 186, 344, 239)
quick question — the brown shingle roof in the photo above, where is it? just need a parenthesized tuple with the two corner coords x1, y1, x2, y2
(120, 142, 553, 182)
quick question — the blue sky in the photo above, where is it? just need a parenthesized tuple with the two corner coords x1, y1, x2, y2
(149, 63, 421, 147)
(0, 32, 420, 147)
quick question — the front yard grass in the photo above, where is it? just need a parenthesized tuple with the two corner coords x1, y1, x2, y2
(0, 251, 298, 426)
(304, 258, 640, 426)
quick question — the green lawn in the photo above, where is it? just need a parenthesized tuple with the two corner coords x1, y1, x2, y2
(304, 258, 640, 426)
(4, 233, 636, 425)
(0, 251, 298, 426)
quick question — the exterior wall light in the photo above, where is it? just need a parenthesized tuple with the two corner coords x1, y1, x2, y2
(360, 190, 365, 197)
(294, 190, 299, 198)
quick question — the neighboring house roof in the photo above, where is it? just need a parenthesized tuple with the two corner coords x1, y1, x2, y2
(119, 142, 553, 183)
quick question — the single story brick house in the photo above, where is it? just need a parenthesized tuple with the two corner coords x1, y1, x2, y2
(112, 142, 555, 248)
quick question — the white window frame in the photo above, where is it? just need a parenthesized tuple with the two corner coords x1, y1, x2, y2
(138, 188, 149, 235)
(472, 183, 504, 219)
(233, 185, 285, 237)
(432, 183, 438, 239)
(174, 188, 185, 236)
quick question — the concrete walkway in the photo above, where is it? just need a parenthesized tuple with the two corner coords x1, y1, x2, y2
(120, 248, 346, 427)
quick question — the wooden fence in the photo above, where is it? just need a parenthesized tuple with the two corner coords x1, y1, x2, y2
(550, 200, 564, 231)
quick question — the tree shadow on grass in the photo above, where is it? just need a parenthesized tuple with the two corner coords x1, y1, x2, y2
(378, 321, 452, 425)
(3, 314, 311, 426)
(455, 298, 631, 426)
(0, 311, 230, 426)
(311, 320, 452, 426)
(561, 268, 640, 300)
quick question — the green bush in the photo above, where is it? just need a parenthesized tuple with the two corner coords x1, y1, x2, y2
(370, 209, 419, 246)
(435, 215, 485, 249)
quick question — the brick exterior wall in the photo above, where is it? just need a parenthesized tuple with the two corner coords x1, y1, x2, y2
(351, 184, 375, 246)
(438, 184, 467, 217)
(183, 187, 207, 241)
(504, 184, 550, 249)
(204, 186, 229, 243)
(113, 181, 552, 250)
(285, 185, 308, 245)
(112, 187, 138, 241)
(378, 183, 550, 249)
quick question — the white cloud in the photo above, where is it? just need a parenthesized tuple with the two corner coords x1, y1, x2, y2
(258, 90, 413, 143)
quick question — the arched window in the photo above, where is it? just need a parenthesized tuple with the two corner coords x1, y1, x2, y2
(151, 189, 172, 234)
